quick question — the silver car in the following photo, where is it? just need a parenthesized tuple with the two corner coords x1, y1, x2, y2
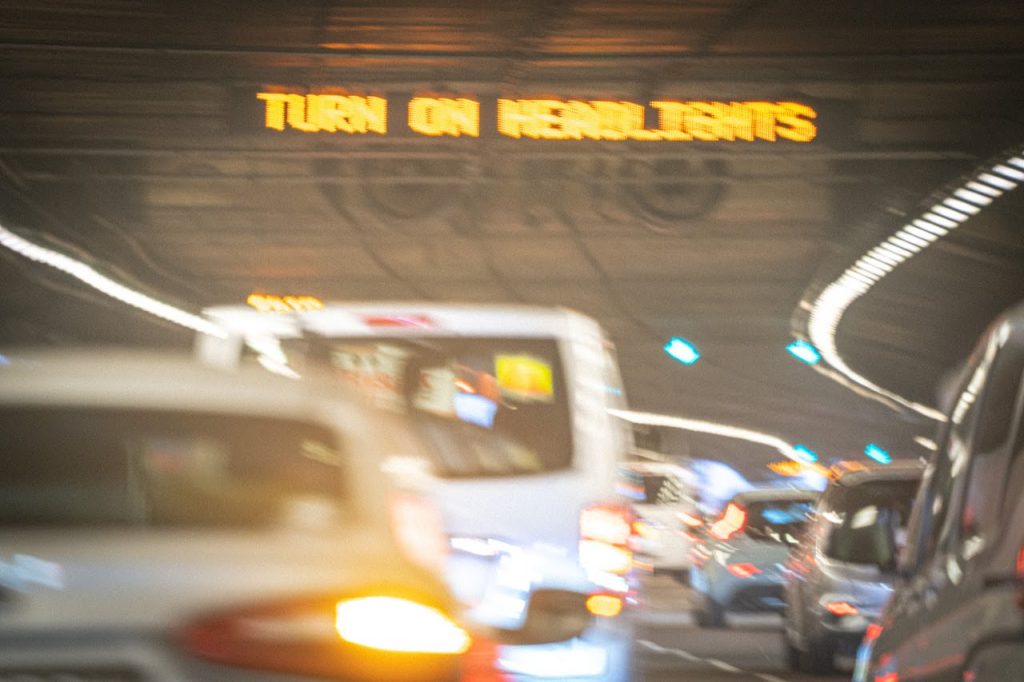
(690, 488, 818, 628)
(0, 349, 470, 681)
(783, 460, 924, 673)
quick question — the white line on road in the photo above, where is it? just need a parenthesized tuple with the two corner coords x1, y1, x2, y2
(636, 638, 793, 680)
(637, 638, 698, 661)
(707, 658, 742, 673)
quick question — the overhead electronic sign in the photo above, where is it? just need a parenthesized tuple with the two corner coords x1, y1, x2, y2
(246, 293, 324, 313)
(253, 90, 818, 143)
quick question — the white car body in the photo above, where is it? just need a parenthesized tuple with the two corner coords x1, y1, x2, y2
(197, 302, 636, 681)
(618, 460, 700, 574)
(0, 350, 465, 682)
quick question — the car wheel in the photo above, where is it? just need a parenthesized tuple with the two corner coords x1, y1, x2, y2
(783, 633, 802, 671)
(801, 636, 835, 674)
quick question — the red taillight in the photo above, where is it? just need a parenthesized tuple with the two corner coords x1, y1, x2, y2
(580, 504, 632, 546)
(179, 594, 464, 681)
(580, 503, 633, 575)
(725, 562, 762, 579)
(459, 636, 512, 682)
(710, 503, 747, 541)
(361, 314, 435, 329)
(825, 601, 860, 616)
(864, 623, 883, 642)
(586, 593, 625, 618)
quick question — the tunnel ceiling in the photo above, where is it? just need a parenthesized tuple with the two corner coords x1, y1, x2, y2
(1, 0, 1023, 478)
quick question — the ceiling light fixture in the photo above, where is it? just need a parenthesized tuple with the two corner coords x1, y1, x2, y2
(663, 337, 700, 365)
(0, 222, 226, 338)
(786, 339, 821, 365)
(791, 444, 820, 463)
(913, 436, 938, 451)
(803, 149, 1024, 422)
(864, 443, 892, 465)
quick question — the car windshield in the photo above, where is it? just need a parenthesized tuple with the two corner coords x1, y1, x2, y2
(0, 407, 347, 528)
(743, 499, 815, 544)
(823, 478, 918, 567)
(285, 336, 573, 476)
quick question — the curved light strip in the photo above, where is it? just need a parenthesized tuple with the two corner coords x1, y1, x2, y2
(805, 151, 1024, 422)
(609, 407, 805, 462)
(0, 222, 226, 338)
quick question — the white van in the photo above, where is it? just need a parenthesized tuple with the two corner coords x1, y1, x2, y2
(197, 301, 636, 681)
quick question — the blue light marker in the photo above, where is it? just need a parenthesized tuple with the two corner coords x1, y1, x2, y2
(791, 444, 819, 463)
(864, 443, 892, 464)
(664, 337, 700, 365)
(786, 339, 821, 365)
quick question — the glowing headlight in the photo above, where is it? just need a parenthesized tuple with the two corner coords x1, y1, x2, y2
(335, 597, 471, 654)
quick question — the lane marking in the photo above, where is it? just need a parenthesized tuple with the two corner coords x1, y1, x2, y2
(708, 658, 742, 673)
(637, 638, 793, 680)
(636, 638, 698, 661)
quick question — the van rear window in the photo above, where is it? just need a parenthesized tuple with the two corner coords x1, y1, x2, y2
(0, 408, 347, 528)
(288, 336, 573, 476)
(822, 479, 918, 567)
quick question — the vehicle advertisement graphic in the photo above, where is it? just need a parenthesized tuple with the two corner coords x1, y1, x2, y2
(494, 354, 554, 402)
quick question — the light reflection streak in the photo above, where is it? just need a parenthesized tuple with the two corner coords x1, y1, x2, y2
(803, 148, 1024, 422)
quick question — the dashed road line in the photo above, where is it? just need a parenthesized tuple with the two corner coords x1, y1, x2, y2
(707, 658, 742, 673)
(637, 638, 793, 681)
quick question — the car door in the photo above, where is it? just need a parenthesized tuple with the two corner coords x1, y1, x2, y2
(883, 316, 1024, 681)
(784, 495, 829, 640)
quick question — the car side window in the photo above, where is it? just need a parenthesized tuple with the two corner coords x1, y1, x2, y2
(960, 325, 1024, 554)
(912, 351, 992, 567)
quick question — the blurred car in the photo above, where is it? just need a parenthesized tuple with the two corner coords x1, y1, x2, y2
(617, 458, 701, 581)
(0, 349, 471, 682)
(198, 302, 637, 682)
(782, 459, 924, 673)
(856, 301, 1024, 682)
(690, 488, 818, 628)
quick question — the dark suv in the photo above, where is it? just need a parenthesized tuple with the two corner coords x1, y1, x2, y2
(856, 301, 1024, 682)
(783, 460, 924, 673)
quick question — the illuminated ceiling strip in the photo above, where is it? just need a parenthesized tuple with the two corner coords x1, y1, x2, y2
(913, 436, 938, 451)
(805, 149, 1023, 422)
(0, 222, 226, 338)
(609, 408, 806, 462)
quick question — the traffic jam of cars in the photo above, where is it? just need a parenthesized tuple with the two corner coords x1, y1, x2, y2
(1, 300, 1022, 681)
(1, 3, 1023, 682)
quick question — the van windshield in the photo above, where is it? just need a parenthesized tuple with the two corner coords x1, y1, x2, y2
(822, 479, 918, 567)
(0, 407, 347, 528)
(286, 336, 573, 476)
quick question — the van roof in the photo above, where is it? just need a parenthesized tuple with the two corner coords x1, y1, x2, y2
(832, 459, 926, 488)
(202, 301, 600, 339)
